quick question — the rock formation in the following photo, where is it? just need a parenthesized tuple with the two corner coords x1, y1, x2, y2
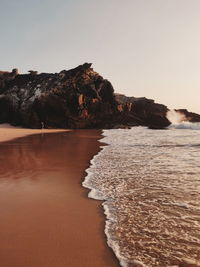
(115, 94, 170, 129)
(0, 63, 117, 128)
(0, 68, 19, 89)
(2, 63, 196, 129)
(28, 70, 38, 75)
(175, 109, 200, 123)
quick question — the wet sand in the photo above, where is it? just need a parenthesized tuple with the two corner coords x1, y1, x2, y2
(0, 123, 68, 143)
(0, 130, 119, 267)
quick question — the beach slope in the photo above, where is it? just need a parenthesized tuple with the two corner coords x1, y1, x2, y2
(0, 129, 119, 267)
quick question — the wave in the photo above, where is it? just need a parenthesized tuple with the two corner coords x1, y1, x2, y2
(83, 145, 143, 267)
(83, 127, 200, 266)
(169, 121, 200, 130)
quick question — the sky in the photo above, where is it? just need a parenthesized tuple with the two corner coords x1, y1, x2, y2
(0, 0, 200, 113)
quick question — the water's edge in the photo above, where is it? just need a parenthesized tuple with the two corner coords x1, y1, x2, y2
(82, 126, 200, 267)
(82, 131, 129, 267)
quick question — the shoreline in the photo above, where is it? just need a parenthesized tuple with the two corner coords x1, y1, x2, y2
(0, 123, 69, 143)
(0, 129, 119, 267)
(81, 131, 120, 266)
(82, 131, 125, 267)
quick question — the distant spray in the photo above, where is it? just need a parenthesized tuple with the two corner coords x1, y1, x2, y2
(167, 110, 200, 130)
(166, 110, 187, 124)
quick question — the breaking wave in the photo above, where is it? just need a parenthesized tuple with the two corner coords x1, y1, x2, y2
(167, 109, 200, 130)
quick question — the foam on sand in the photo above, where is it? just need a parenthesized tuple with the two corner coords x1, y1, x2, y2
(83, 127, 200, 266)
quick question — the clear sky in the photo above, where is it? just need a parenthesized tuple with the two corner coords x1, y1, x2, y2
(1, 0, 200, 113)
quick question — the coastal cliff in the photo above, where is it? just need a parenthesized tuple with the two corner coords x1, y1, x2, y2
(0, 63, 198, 129)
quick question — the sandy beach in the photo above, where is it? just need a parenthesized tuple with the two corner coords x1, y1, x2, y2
(0, 123, 69, 143)
(0, 128, 119, 267)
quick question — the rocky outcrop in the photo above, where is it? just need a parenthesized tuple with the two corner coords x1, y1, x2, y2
(0, 63, 171, 129)
(0, 69, 19, 89)
(0, 63, 117, 128)
(175, 109, 200, 122)
(114, 94, 170, 129)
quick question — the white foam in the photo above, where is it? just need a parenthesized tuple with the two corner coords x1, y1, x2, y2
(169, 121, 200, 130)
(83, 149, 106, 201)
(103, 201, 146, 267)
(166, 110, 187, 124)
(82, 130, 148, 267)
(82, 127, 200, 266)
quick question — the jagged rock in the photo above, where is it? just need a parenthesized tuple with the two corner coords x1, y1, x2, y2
(0, 64, 117, 128)
(175, 109, 200, 122)
(115, 94, 170, 129)
(0, 63, 178, 129)
(28, 70, 38, 75)
(0, 68, 19, 90)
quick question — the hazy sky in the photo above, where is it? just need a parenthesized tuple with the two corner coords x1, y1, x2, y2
(1, 0, 200, 113)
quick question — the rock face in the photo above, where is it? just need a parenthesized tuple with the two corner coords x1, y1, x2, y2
(115, 94, 170, 129)
(0, 63, 171, 129)
(0, 69, 19, 89)
(175, 109, 200, 122)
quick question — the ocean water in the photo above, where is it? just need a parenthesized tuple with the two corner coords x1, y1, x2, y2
(83, 123, 200, 267)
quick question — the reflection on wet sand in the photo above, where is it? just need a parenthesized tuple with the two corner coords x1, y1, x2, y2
(0, 130, 119, 267)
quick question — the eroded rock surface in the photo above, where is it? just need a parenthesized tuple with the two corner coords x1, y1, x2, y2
(175, 109, 200, 123)
(0, 63, 172, 129)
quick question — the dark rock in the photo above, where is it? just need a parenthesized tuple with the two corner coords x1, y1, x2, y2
(175, 109, 200, 122)
(2, 63, 197, 130)
(0, 64, 117, 128)
(115, 94, 171, 129)
(28, 70, 38, 75)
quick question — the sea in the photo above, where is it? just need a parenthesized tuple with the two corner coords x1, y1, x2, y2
(83, 122, 200, 267)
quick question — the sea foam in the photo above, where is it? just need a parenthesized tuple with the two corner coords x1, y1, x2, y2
(167, 109, 200, 130)
(83, 127, 200, 266)
(169, 121, 200, 130)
